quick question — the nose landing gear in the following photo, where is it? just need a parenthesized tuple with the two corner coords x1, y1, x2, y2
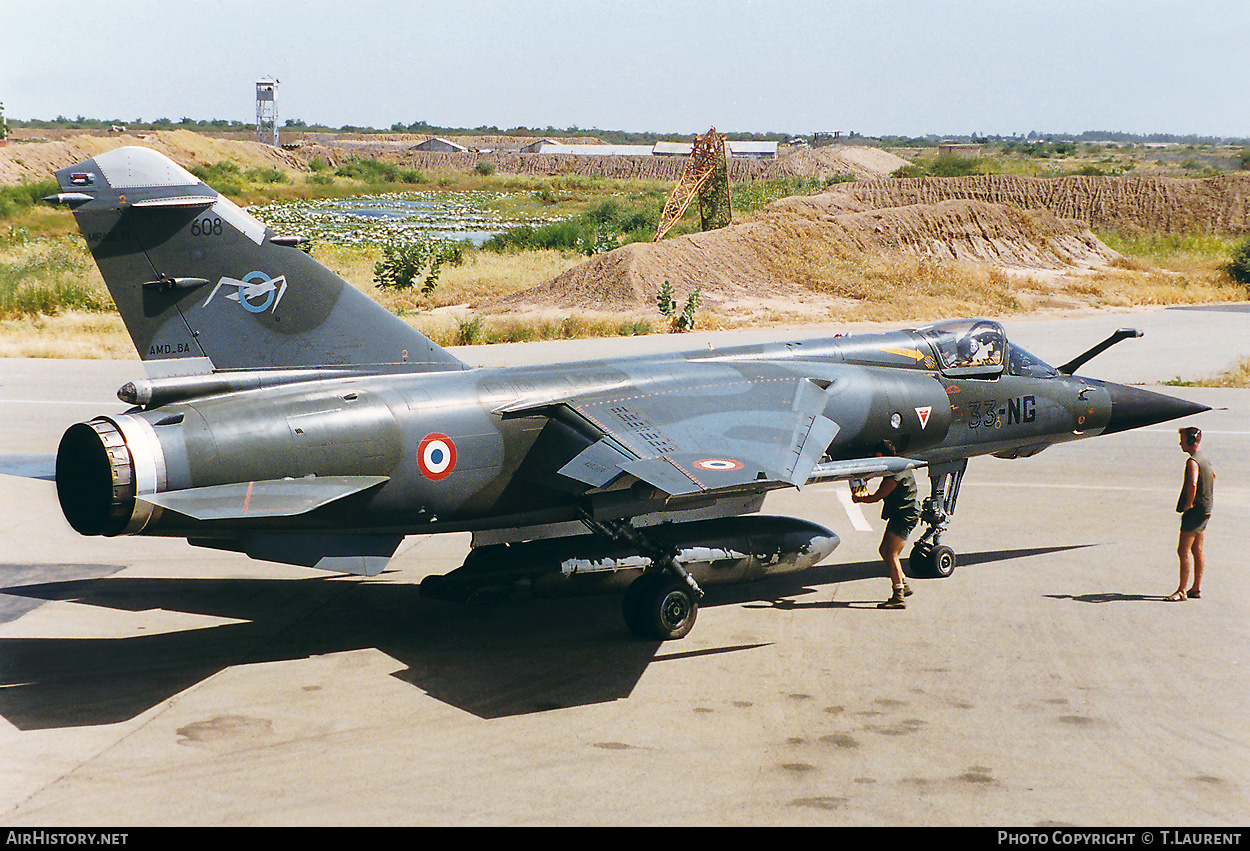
(907, 459, 967, 579)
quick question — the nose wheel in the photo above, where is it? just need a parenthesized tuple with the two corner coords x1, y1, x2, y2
(906, 460, 967, 580)
(908, 543, 957, 578)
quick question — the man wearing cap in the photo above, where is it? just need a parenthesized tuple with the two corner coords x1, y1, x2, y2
(1169, 426, 1214, 601)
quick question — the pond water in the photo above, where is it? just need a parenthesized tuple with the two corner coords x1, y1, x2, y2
(248, 192, 563, 247)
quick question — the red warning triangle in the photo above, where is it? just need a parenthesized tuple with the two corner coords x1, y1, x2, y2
(915, 406, 932, 429)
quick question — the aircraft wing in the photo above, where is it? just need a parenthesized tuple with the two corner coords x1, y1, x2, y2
(503, 366, 841, 497)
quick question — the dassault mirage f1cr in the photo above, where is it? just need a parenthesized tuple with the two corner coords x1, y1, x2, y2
(47, 147, 1208, 640)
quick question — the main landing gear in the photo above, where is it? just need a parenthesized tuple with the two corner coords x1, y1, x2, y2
(580, 513, 702, 641)
(908, 459, 967, 579)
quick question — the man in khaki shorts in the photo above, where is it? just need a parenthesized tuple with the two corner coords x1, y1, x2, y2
(852, 440, 920, 609)
(1169, 426, 1214, 601)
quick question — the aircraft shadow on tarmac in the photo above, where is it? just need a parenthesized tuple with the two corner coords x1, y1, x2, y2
(0, 543, 1089, 730)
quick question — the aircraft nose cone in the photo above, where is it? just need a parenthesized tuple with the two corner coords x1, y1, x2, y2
(1101, 382, 1210, 436)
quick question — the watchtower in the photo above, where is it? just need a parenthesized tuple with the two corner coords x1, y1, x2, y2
(255, 79, 279, 146)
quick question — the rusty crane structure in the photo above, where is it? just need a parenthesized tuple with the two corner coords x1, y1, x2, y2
(653, 127, 732, 241)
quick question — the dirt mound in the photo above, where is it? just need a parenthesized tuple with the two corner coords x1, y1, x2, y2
(493, 197, 1117, 312)
(821, 173, 1250, 234)
(760, 145, 911, 181)
(0, 130, 319, 184)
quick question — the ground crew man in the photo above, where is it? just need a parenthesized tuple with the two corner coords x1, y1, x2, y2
(852, 440, 921, 609)
(1169, 426, 1214, 601)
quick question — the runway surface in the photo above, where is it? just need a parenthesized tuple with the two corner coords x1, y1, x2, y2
(0, 306, 1246, 826)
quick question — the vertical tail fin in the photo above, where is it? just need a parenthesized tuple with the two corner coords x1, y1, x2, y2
(53, 146, 465, 373)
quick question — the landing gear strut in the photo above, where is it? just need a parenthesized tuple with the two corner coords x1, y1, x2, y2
(908, 459, 967, 579)
(579, 512, 703, 640)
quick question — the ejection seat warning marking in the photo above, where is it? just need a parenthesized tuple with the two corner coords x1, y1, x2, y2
(915, 406, 933, 429)
(418, 433, 457, 480)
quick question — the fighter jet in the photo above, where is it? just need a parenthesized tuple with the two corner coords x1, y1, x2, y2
(43, 147, 1208, 640)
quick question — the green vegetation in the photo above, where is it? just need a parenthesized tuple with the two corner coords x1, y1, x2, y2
(0, 179, 60, 219)
(483, 197, 658, 253)
(188, 161, 289, 196)
(0, 236, 112, 319)
(373, 237, 466, 295)
(1227, 237, 1250, 285)
(892, 153, 989, 178)
(656, 280, 702, 331)
(335, 158, 425, 185)
(1098, 232, 1240, 266)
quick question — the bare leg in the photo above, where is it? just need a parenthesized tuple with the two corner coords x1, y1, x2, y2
(1172, 532, 1197, 600)
(880, 532, 906, 590)
(1189, 531, 1205, 597)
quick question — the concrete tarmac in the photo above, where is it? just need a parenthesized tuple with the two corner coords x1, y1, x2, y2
(0, 306, 1246, 826)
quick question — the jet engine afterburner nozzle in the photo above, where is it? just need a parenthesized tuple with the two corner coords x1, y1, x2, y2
(56, 419, 136, 536)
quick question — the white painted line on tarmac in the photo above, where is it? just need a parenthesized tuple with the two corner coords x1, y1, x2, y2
(834, 486, 874, 531)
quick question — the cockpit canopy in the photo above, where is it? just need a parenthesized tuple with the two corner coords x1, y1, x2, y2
(914, 319, 1058, 379)
(915, 319, 1007, 377)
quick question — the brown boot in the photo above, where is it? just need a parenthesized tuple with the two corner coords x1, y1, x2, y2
(878, 587, 906, 609)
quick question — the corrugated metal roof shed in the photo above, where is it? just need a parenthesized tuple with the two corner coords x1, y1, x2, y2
(726, 141, 778, 158)
(412, 137, 469, 153)
(520, 139, 559, 153)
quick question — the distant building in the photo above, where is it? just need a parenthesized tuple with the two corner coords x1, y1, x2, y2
(939, 143, 981, 159)
(811, 132, 842, 147)
(412, 137, 469, 153)
(534, 143, 654, 156)
(725, 141, 777, 159)
(652, 142, 692, 156)
(520, 139, 559, 153)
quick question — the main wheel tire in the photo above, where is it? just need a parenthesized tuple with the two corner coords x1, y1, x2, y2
(623, 573, 698, 640)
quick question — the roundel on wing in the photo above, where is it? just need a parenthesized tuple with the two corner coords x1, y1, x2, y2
(693, 458, 744, 472)
(418, 433, 457, 480)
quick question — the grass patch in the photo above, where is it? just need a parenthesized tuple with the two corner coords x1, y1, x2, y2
(0, 237, 114, 319)
(1166, 358, 1250, 388)
(0, 179, 61, 220)
(482, 196, 659, 253)
(415, 313, 655, 347)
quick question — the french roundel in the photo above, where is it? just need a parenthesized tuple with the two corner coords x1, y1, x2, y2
(693, 458, 744, 472)
(418, 433, 457, 480)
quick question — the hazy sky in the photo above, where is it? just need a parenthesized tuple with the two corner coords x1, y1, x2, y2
(4, 0, 1248, 137)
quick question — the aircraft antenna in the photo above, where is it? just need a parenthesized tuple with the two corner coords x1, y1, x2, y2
(654, 127, 732, 241)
